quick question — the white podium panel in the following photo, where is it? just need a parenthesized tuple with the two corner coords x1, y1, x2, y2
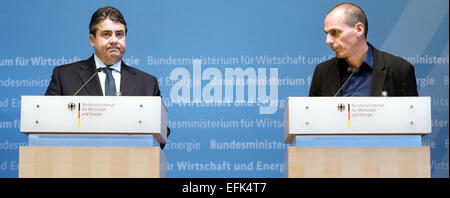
(20, 96, 167, 144)
(284, 97, 431, 143)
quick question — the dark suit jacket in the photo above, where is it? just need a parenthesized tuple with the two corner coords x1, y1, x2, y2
(309, 46, 418, 96)
(45, 55, 160, 96)
(45, 55, 170, 149)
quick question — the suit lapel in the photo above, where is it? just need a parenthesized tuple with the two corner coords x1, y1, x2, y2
(370, 47, 387, 96)
(331, 59, 346, 96)
(120, 62, 138, 96)
(76, 55, 103, 96)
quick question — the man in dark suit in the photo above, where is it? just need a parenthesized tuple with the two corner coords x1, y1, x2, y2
(45, 6, 169, 148)
(309, 3, 418, 97)
(44, 56, 161, 96)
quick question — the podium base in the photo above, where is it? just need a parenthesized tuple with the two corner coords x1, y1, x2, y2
(19, 146, 166, 178)
(285, 146, 430, 178)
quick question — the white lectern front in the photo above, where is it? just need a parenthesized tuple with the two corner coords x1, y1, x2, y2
(19, 96, 167, 178)
(284, 97, 431, 178)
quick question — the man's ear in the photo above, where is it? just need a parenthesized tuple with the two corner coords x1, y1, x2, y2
(89, 34, 95, 48)
(354, 22, 365, 38)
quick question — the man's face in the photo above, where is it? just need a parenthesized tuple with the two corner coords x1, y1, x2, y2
(89, 18, 126, 66)
(324, 9, 362, 59)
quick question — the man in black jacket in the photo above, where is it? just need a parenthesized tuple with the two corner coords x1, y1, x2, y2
(309, 3, 418, 97)
(45, 6, 169, 148)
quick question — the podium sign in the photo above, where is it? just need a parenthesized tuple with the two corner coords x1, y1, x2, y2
(284, 97, 431, 143)
(21, 96, 167, 144)
(283, 97, 431, 178)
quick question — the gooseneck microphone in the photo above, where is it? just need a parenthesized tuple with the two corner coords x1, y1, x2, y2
(334, 67, 355, 97)
(73, 68, 102, 96)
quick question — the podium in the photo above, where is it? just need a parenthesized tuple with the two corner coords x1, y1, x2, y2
(18, 96, 167, 178)
(284, 97, 431, 178)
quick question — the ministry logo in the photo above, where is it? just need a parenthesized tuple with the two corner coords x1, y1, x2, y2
(67, 102, 76, 111)
(67, 102, 81, 126)
(337, 103, 346, 112)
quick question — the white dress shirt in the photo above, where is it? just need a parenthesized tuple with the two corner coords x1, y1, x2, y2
(94, 54, 122, 96)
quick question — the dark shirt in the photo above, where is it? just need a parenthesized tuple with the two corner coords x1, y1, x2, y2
(341, 44, 374, 96)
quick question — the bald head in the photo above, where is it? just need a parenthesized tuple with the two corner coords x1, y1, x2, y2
(328, 3, 368, 38)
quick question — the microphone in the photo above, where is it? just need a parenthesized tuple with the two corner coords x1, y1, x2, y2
(334, 67, 355, 97)
(73, 68, 102, 96)
(381, 74, 389, 96)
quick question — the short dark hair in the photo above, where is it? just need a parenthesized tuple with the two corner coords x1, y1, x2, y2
(329, 3, 368, 38)
(89, 6, 127, 36)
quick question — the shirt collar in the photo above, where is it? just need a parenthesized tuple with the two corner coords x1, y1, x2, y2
(94, 54, 122, 72)
(363, 43, 374, 69)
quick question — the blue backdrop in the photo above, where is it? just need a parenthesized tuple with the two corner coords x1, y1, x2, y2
(1, 0, 448, 178)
